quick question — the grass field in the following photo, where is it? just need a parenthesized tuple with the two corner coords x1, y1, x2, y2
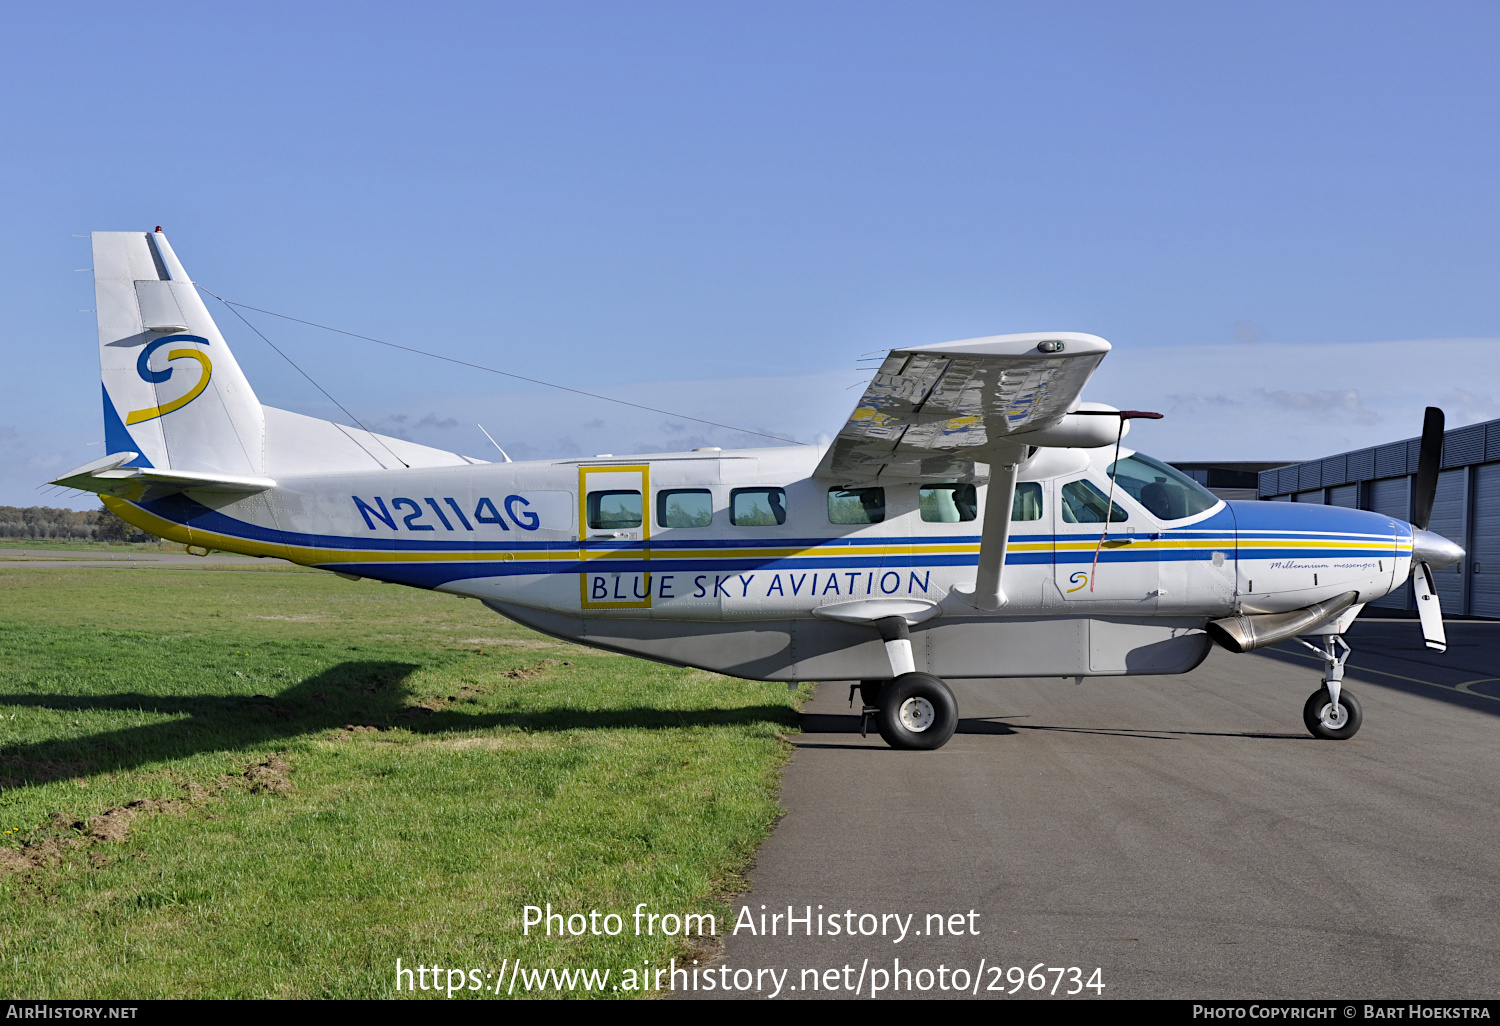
(0, 540, 185, 554)
(0, 565, 804, 998)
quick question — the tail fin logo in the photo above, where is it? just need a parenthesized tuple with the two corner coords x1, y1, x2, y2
(126, 334, 213, 425)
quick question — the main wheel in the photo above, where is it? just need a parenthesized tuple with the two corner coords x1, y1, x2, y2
(1302, 686, 1363, 740)
(858, 680, 885, 707)
(875, 672, 958, 750)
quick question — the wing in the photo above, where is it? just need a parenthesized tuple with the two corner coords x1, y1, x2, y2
(814, 332, 1113, 482)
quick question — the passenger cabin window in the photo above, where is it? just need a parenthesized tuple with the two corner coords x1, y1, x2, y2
(919, 484, 977, 522)
(587, 490, 642, 530)
(731, 488, 787, 526)
(657, 489, 714, 528)
(919, 482, 1042, 522)
(1011, 482, 1043, 522)
(828, 487, 885, 524)
(1060, 479, 1128, 524)
(1106, 452, 1219, 521)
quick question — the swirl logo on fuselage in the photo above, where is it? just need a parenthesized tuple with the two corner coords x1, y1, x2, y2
(126, 334, 213, 425)
(1066, 571, 1090, 593)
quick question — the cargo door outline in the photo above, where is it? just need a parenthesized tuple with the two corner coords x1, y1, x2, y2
(579, 464, 652, 609)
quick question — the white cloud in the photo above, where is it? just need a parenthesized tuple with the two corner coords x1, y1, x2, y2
(1442, 388, 1500, 423)
(1255, 388, 1381, 425)
(1090, 337, 1500, 461)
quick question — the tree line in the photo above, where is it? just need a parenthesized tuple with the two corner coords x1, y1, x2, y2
(0, 505, 151, 543)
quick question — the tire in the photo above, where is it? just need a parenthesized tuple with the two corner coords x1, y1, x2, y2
(858, 680, 885, 708)
(1302, 686, 1363, 740)
(875, 672, 958, 750)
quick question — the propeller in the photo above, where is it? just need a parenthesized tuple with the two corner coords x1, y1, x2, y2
(1412, 406, 1443, 532)
(1410, 406, 1447, 653)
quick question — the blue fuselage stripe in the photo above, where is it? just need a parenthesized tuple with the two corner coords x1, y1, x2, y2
(133, 493, 1405, 591)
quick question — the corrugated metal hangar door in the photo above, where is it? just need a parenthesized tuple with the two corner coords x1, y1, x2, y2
(1472, 464, 1500, 618)
(1427, 469, 1469, 615)
(1368, 477, 1411, 611)
(1328, 484, 1358, 508)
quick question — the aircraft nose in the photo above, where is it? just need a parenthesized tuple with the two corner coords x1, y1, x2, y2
(1412, 527, 1464, 570)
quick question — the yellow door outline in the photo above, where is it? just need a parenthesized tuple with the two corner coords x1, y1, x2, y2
(579, 464, 651, 609)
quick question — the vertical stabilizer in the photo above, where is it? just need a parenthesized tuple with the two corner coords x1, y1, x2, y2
(94, 229, 264, 474)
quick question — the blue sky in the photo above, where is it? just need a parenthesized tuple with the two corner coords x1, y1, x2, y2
(4, 2, 1499, 505)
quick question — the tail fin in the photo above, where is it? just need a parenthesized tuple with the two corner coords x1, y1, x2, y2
(94, 229, 264, 475)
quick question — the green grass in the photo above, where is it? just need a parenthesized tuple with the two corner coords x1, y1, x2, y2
(0, 566, 804, 998)
(0, 539, 185, 553)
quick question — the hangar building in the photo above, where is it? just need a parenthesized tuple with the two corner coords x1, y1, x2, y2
(1257, 416, 1500, 618)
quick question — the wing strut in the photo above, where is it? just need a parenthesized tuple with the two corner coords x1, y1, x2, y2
(950, 442, 1025, 610)
(969, 460, 1020, 610)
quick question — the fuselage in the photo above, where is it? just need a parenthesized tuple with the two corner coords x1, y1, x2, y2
(109, 442, 1414, 681)
(72, 228, 1443, 749)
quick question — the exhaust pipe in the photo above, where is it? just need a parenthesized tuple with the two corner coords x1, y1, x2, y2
(1206, 591, 1360, 654)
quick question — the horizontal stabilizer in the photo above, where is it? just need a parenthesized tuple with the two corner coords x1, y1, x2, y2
(51, 452, 275, 497)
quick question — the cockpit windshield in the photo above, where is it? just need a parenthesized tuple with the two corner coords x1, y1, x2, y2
(1106, 452, 1220, 521)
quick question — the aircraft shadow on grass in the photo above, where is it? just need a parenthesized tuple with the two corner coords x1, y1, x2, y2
(0, 660, 800, 789)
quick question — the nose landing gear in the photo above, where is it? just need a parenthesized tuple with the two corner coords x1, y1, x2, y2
(1296, 634, 1363, 740)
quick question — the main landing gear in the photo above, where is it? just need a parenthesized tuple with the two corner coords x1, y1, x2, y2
(1296, 634, 1363, 740)
(851, 674, 959, 750)
(850, 616, 960, 750)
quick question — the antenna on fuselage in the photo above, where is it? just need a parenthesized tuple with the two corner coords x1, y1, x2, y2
(477, 423, 512, 463)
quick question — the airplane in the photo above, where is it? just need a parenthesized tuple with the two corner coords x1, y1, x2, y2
(52, 229, 1467, 751)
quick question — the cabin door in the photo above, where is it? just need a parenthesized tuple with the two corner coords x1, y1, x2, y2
(1052, 475, 1160, 609)
(579, 464, 652, 610)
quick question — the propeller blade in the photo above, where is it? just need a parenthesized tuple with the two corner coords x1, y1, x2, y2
(1412, 560, 1447, 653)
(1411, 406, 1444, 531)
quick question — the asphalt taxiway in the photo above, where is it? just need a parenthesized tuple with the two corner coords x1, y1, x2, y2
(691, 619, 1500, 999)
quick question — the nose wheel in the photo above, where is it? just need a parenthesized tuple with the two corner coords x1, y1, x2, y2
(1295, 633, 1363, 740)
(1303, 686, 1363, 739)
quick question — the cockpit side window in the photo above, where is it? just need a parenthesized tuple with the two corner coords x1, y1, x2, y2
(1106, 452, 1219, 521)
(1060, 479, 1128, 524)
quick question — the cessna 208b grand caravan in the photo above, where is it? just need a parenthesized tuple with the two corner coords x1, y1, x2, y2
(54, 229, 1466, 750)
